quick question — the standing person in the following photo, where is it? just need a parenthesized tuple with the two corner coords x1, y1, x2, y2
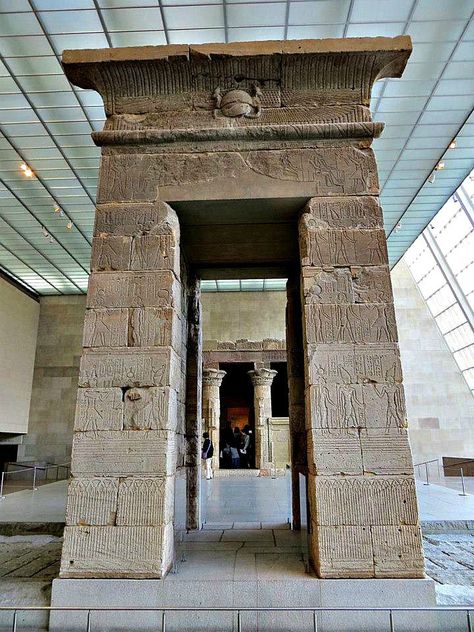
(202, 432, 214, 480)
(230, 427, 242, 469)
(240, 426, 251, 469)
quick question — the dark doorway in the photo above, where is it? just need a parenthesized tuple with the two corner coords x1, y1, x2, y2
(219, 362, 255, 468)
(271, 362, 289, 417)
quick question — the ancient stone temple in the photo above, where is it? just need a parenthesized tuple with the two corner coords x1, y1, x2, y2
(59, 37, 425, 586)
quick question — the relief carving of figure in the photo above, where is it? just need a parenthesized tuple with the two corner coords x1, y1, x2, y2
(213, 84, 262, 119)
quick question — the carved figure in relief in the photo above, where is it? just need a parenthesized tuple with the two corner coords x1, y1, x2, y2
(80, 390, 110, 430)
(96, 239, 124, 270)
(213, 85, 262, 118)
(373, 385, 406, 429)
(315, 385, 335, 429)
(366, 232, 384, 264)
(371, 306, 392, 342)
(338, 386, 364, 429)
(88, 311, 113, 347)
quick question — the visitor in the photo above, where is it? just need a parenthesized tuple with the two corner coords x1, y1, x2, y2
(240, 426, 251, 468)
(202, 432, 214, 480)
(230, 427, 242, 468)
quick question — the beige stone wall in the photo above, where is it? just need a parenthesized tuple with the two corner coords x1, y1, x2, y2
(392, 260, 474, 465)
(202, 291, 286, 341)
(18, 295, 86, 464)
(0, 278, 39, 434)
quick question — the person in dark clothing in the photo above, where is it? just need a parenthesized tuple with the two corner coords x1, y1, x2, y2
(202, 432, 214, 479)
(230, 427, 242, 468)
(240, 426, 251, 468)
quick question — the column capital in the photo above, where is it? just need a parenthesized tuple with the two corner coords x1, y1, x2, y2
(202, 368, 226, 387)
(248, 368, 278, 387)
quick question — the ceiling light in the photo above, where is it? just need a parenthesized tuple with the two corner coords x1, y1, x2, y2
(435, 162, 445, 171)
(54, 205, 61, 213)
(394, 223, 402, 233)
(428, 172, 436, 183)
(20, 162, 34, 178)
(66, 221, 73, 230)
(41, 226, 49, 238)
(449, 140, 457, 149)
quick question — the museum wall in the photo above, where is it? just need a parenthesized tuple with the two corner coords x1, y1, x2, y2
(17, 295, 86, 465)
(392, 260, 474, 465)
(0, 277, 39, 435)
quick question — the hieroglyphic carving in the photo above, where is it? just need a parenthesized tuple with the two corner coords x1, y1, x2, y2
(130, 235, 178, 273)
(71, 430, 177, 477)
(60, 523, 174, 578)
(305, 304, 397, 344)
(116, 477, 174, 526)
(300, 225, 388, 267)
(83, 309, 128, 348)
(91, 236, 131, 271)
(123, 386, 178, 431)
(66, 478, 118, 526)
(307, 428, 362, 475)
(95, 202, 180, 238)
(304, 196, 382, 229)
(75, 388, 123, 431)
(302, 267, 354, 304)
(129, 308, 180, 350)
(360, 428, 413, 475)
(312, 476, 418, 526)
(363, 384, 407, 429)
(308, 343, 403, 385)
(372, 525, 424, 578)
(351, 266, 393, 304)
(79, 347, 179, 388)
(87, 271, 179, 310)
(316, 525, 374, 578)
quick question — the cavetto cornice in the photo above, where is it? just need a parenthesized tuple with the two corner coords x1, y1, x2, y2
(62, 37, 411, 145)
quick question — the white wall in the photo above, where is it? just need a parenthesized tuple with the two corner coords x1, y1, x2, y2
(0, 278, 40, 434)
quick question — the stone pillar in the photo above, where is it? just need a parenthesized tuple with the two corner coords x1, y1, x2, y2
(60, 202, 183, 579)
(248, 368, 277, 473)
(299, 196, 425, 578)
(286, 275, 307, 530)
(202, 368, 226, 472)
(185, 276, 202, 530)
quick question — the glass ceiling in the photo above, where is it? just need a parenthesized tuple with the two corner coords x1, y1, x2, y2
(0, 0, 473, 295)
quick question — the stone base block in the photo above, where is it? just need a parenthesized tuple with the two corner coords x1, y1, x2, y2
(50, 577, 440, 632)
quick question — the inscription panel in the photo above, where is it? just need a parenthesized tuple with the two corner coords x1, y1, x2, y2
(91, 236, 131, 271)
(87, 271, 180, 310)
(304, 196, 383, 229)
(300, 226, 388, 267)
(75, 388, 123, 431)
(302, 267, 354, 304)
(95, 202, 179, 238)
(305, 304, 397, 344)
(83, 309, 128, 348)
(129, 307, 181, 350)
(131, 235, 179, 274)
(123, 386, 178, 431)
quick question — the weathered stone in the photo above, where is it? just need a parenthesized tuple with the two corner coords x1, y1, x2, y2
(66, 478, 118, 526)
(74, 388, 123, 431)
(87, 271, 180, 310)
(123, 386, 178, 431)
(299, 226, 388, 267)
(91, 236, 131, 271)
(83, 309, 128, 348)
(304, 304, 397, 344)
(307, 343, 403, 385)
(372, 526, 424, 578)
(131, 235, 179, 274)
(95, 202, 180, 238)
(202, 368, 226, 471)
(304, 196, 383, 229)
(248, 368, 278, 469)
(360, 428, 414, 475)
(363, 384, 407, 429)
(60, 524, 174, 578)
(302, 267, 354, 304)
(71, 430, 176, 477)
(116, 476, 174, 526)
(351, 266, 393, 304)
(79, 347, 180, 388)
(315, 525, 374, 578)
(307, 428, 362, 475)
(129, 308, 181, 351)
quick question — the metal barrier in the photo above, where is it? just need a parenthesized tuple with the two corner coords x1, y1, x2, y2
(0, 462, 70, 499)
(0, 606, 473, 632)
(414, 458, 471, 495)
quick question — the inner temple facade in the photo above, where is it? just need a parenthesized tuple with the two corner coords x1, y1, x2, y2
(58, 37, 425, 582)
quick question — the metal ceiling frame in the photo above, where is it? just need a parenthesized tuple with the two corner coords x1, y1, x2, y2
(0, 238, 64, 294)
(0, 263, 40, 300)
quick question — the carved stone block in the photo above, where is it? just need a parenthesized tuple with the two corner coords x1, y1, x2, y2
(299, 227, 388, 267)
(79, 347, 180, 388)
(71, 430, 177, 477)
(307, 428, 362, 475)
(363, 384, 407, 429)
(116, 476, 174, 526)
(87, 271, 180, 310)
(130, 235, 179, 275)
(311, 476, 419, 526)
(83, 309, 128, 348)
(95, 202, 180, 238)
(66, 478, 118, 526)
(307, 343, 403, 385)
(360, 428, 414, 475)
(74, 388, 123, 431)
(60, 524, 174, 578)
(123, 386, 178, 431)
(315, 525, 374, 578)
(304, 304, 397, 344)
(129, 308, 181, 351)
(372, 526, 424, 578)
(302, 267, 354, 304)
(91, 236, 131, 271)
(304, 196, 383, 229)
(351, 265, 393, 304)
(306, 384, 365, 429)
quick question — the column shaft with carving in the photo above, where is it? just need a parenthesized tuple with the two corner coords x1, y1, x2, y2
(299, 195, 424, 578)
(60, 201, 183, 579)
(202, 369, 226, 471)
(248, 368, 277, 473)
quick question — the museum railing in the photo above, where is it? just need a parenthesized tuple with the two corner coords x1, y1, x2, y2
(0, 461, 70, 498)
(414, 457, 472, 495)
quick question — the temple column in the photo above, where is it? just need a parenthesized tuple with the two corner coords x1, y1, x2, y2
(299, 196, 425, 578)
(248, 368, 277, 473)
(286, 275, 306, 530)
(202, 369, 226, 472)
(60, 201, 183, 579)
